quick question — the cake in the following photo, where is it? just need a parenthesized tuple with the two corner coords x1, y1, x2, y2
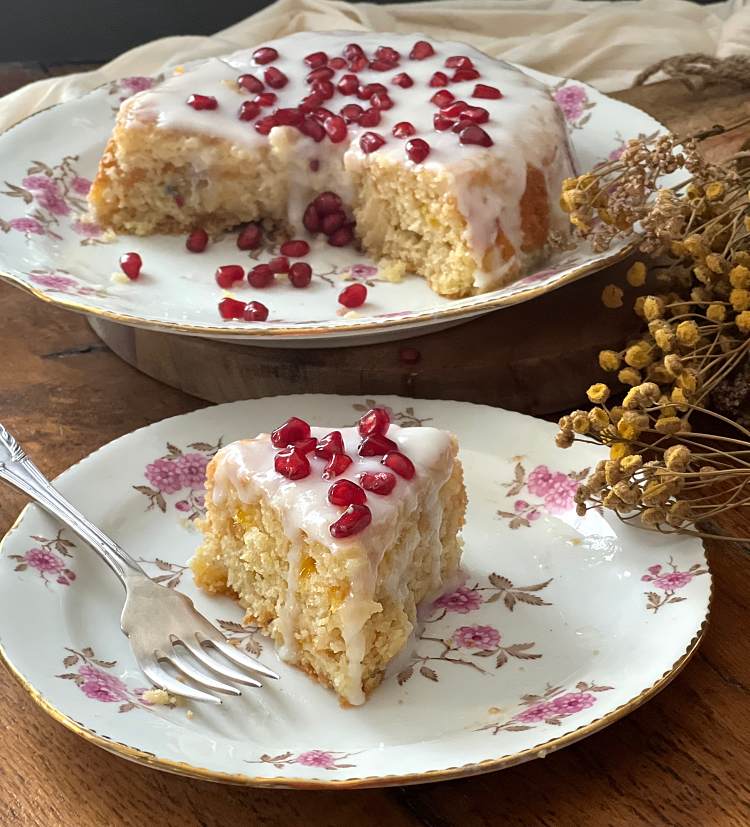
(90, 31, 576, 298)
(191, 407, 466, 705)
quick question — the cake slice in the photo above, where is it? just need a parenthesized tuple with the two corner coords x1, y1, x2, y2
(191, 407, 466, 705)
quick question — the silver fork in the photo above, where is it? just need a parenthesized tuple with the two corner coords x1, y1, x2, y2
(0, 424, 278, 704)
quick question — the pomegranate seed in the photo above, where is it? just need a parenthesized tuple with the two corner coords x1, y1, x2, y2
(300, 116, 325, 142)
(329, 504, 372, 538)
(459, 125, 493, 147)
(186, 94, 218, 111)
(359, 471, 397, 495)
(324, 115, 347, 143)
(305, 51, 328, 68)
(269, 255, 289, 273)
(322, 452, 353, 480)
(329, 57, 347, 70)
(370, 92, 393, 110)
(218, 297, 246, 319)
(392, 72, 413, 88)
(303, 203, 322, 233)
(239, 101, 261, 121)
(406, 138, 430, 164)
(328, 479, 366, 507)
(399, 346, 421, 364)
(254, 92, 277, 108)
(271, 416, 311, 447)
(340, 102, 364, 123)
(313, 191, 343, 215)
(321, 211, 346, 235)
(248, 263, 274, 288)
(119, 252, 142, 280)
(369, 60, 395, 72)
(359, 433, 397, 456)
(295, 437, 318, 454)
(312, 80, 335, 101)
(360, 131, 385, 154)
(359, 108, 381, 127)
(312, 107, 334, 124)
(358, 407, 390, 436)
(446, 55, 474, 69)
(215, 265, 244, 288)
(186, 228, 208, 253)
(433, 114, 453, 131)
(300, 93, 325, 113)
(288, 262, 312, 288)
(348, 55, 368, 73)
(237, 73, 264, 93)
(376, 45, 401, 62)
(280, 239, 310, 257)
(307, 66, 335, 84)
(460, 106, 489, 124)
(243, 301, 269, 321)
(253, 47, 278, 65)
(264, 67, 288, 89)
(441, 100, 469, 118)
(430, 89, 454, 107)
(382, 451, 415, 479)
(275, 107, 303, 126)
(452, 68, 481, 82)
(409, 40, 435, 60)
(255, 115, 276, 135)
(338, 283, 367, 308)
(337, 74, 360, 95)
(328, 225, 354, 247)
(392, 121, 416, 138)
(473, 83, 502, 99)
(237, 223, 262, 250)
(429, 72, 449, 87)
(274, 447, 310, 480)
(357, 82, 387, 100)
(315, 430, 345, 458)
(344, 43, 366, 61)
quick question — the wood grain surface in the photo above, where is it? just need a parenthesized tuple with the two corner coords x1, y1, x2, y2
(1, 66, 749, 826)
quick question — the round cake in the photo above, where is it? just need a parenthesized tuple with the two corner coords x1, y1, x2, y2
(89, 31, 576, 298)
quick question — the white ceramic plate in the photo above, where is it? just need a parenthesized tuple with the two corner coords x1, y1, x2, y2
(0, 69, 664, 345)
(0, 396, 710, 787)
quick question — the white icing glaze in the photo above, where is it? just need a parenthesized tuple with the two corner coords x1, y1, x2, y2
(211, 423, 455, 704)
(125, 31, 574, 290)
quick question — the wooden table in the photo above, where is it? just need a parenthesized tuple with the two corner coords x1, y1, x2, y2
(2, 65, 750, 827)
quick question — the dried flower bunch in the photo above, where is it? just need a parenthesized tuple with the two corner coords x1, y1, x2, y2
(557, 122, 750, 541)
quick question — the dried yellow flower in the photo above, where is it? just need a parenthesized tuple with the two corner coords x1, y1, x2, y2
(705, 181, 725, 201)
(576, 502, 587, 517)
(602, 491, 626, 512)
(642, 481, 671, 506)
(643, 296, 665, 321)
(558, 415, 572, 431)
(609, 442, 631, 461)
(634, 296, 647, 318)
(654, 416, 683, 434)
(663, 353, 684, 377)
(664, 444, 691, 471)
(706, 302, 727, 323)
(730, 265, 750, 289)
(618, 367, 642, 387)
(686, 182, 703, 200)
(586, 383, 610, 404)
(621, 454, 643, 474)
(675, 320, 700, 346)
(560, 190, 578, 213)
(609, 405, 625, 424)
(641, 507, 666, 527)
(676, 370, 697, 393)
(571, 413, 590, 434)
(733, 252, 750, 268)
(555, 429, 574, 449)
(570, 213, 590, 233)
(670, 240, 686, 258)
(613, 480, 639, 505)
(626, 261, 647, 287)
(731, 288, 750, 312)
(671, 386, 689, 409)
(588, 407, 610, 431)
(601, 283, 624, 309)
(705, 253, 727, 275)
(598, 349, 621, 372)
(562, 177, 578, 191)
(624, 341, 654, 368)
(699, 465, 717, 480)
(736, 310, 750, 334)
(646, 363, 674, 385)
(667, 501, 692, 527)
(683, 234, 707, 260)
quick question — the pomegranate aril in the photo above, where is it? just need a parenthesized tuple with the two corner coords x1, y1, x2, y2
(313, 191, 343, 215)
(410, 40, 435, 60)
(343, 43, 366, 61)
(119, 252, 142, 280)
(299, 116, 325, 142)
(280, 239, 310, 257)
(254, 92, 277, 108)
(391, 72, 413, 88)
(324, 115, 347, 143)
(288, 262, 312, 288)
(406, 138, 430, 164)
(305, 51, 328, 69)
(321, 211, 346, 235)
(359, 433, 398, 456)
(446, 55, 474, 69)
(253, 46, 278, 65)
(376, 45, 400, 63)
(243, 300, 269, 322)
(254, 114, 275, 137)
(271, 416, 311, 448)
(433, 114, 453, 131)
(472, 83, 503, 99)
(307, 66, 335, 84)
(186, 228, 208, 253)
(238, 100, 261, 121)
(322, 452, 353, 480)
(429, 71, 449, 87)
(359, 470, 397, 495)
(218, 297, 246, 319)
(264, 67, 288, 89)
(237, 73, 264, 93)
(312, 80, 335, 101)
(237, 223, 262, 250)
(295, 436, 318, 454)
(329, 57, 347, 70)
(328, 224, 354, 247)
(459, 125, 493, 147)
(315, 430, 345, 458)
(359, 107, 381, 128)
(340, 102, 364, 123)
(369, 59, 396, 72)
(460, 106, 489, 124)
(329, 504, 372, 538)
(300, 93, 325, 113)
(360, 131, 385, 154)
(310, 107, 332, 124)
(269, 255, 289, 273)
(337, 74, 360, 95)
(430, 89, 454, 107)
(392, 121, 416, 138)
(370, 92, 393, 110)
(303, 203, 322, 233)
(274, 447, 310, 480)
(338, 283, 367, 308)
(215, 264, 244, 288)
(357, 82, 387, 100)
(441, 100, 469, 118)
(358, 407, 390, 436)
(452, 67, 481, 82)
(275, 107, 303, 126)
(186, 94, 218, 111)
(348, 55, 368, 73)
(328, 479, 366, 507)
(248, 263, 274, 288)
(382, 451, 415, 479)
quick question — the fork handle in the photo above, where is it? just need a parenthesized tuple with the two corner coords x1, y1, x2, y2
(0, 423, 143, 584)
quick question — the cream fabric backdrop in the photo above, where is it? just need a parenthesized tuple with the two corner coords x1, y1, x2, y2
(1, 0, 749, 130)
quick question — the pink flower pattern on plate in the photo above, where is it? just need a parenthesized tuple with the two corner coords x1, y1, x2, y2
(249, 750, 358, 771)
(642, 556, 708, 613)
(552, 83, 594, 128)
(498, 460, 587, 528)
(453, 624, 501, 650)
(8, 217, 44, 234)
(29, 272, 98, 297)
(433, 585, 483, 614)
(9, 531, 76, 586)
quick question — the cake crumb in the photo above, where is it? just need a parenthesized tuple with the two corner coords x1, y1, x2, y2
(186, 709, 194, 720)
(173, 65, 185, 75)
(343, 310, 361, 319)
(110, 272, 130, 285)
(488, 706, 503, 715)
(142, 688, 175, 706)
(379, 258, 406, 283)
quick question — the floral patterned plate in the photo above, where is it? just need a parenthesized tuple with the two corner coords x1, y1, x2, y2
(0, 396, 710, 787)
(0, 68, 669, 345)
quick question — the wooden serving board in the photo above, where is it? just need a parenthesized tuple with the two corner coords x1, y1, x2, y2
(89, 81, 750, 415)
